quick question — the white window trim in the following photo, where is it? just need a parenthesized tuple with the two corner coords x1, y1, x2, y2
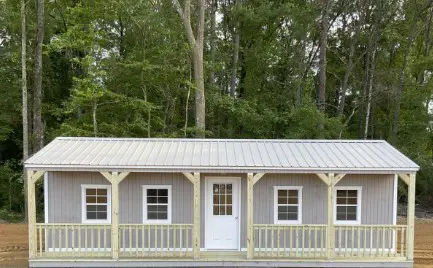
(273, 186, 303, 224)
(334, 186, 362, 225)
(81, 184, 111, 224)
(142, 185, 172, 224)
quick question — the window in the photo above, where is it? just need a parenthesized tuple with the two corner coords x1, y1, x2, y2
(212, 183, 233, 215)
(334, 187, 362, 224)
(143, 185, 172, 224)
(81, 185, 111, 224)
(273, 186, 302, 224)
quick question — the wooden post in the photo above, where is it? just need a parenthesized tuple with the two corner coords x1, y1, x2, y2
(111, 180, 120, 259)
(398, 173, 416, 261)
(407, 174, 416, 260)
(327, 173, 335, 259)
(182, 172, 201, 259)
(100, 172, 129, 259)
(316, 173, 345, 259)
(193, 173, 200, 259)
(27, 170, 45, 259)
(247, 173, 254, 259)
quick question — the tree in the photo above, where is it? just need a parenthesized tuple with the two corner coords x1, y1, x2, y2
(21, 0, 29, 223)
(173, 0, 206, 137)
(32, 0, 45, 153)
(318, 0, 329, 131)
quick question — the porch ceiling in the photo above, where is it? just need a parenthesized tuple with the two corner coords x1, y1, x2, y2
(24, 137, 419, 174)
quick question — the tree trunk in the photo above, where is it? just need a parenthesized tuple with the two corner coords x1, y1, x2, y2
(230, 24, 240, 97)
(209, 0, 217, 86)
(318, 0, 329, 114)
(21, 0, 29, 223)
(338, 1, 365, 118)
(392, 17, 419, 139)
(418, 7, 433, 85)
(173, 0, 206, 137)
(32, 0, 45, 153)
(364, 49, 376, 139)
(92, 101, 98, 137)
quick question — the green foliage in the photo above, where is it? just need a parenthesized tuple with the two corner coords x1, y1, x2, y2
(0, 161, 24, 220)
(1, 0, 433, 220)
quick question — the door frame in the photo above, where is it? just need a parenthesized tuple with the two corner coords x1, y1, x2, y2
(204, 176, 241, 250)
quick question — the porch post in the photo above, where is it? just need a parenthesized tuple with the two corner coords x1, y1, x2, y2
(398, 173, 416, 260)
(193, 172, 200, 259)
(407, 174, 416, 260)
(101, 171, 129, 260)
(326, 173, 335, 259)
(247, 173, 265, 259)
(182, 172, 201, 259)
(247, 173, 254, 259)
(316, 173, 345, 259)
(27, 170, 45, 259)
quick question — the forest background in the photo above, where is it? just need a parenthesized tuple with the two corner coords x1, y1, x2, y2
(0, 0, 432, 221)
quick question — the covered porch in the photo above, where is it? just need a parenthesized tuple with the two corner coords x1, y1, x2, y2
(27, 170, 415, 265)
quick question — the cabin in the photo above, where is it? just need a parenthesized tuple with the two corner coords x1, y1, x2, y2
(24, 137, 419, 268)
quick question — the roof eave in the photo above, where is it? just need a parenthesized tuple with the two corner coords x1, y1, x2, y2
(23, 164, 419, 174)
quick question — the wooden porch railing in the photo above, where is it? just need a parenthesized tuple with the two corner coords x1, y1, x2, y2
(253, 224, 328, 258)
(34, 223, 407, 260)
(119, 224, 193, 257)
(334, 225, 407, 258)
(35, 223, 112, 258)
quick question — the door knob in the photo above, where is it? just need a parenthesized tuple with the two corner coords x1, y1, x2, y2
(235, 216, 239, 219)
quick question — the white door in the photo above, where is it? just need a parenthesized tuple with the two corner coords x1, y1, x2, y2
(206, 177, 240, 250)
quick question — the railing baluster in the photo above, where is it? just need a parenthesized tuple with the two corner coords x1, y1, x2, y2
(91, 226, 94, 257)
(388, 227, 392, 257)
(308, 226, 311, 257)
(128, 225, 132, 256)
(147, 225, 150, 256)
(264, 226, 268, 257)
(58, 226, 61, 257)
(400, 226, 404, 257)
(369, 225, 373, 257)
(288, 226, 292, 257)
(65, 225, 69, 256)
(104, 225, 107, 256)
(71, 225, 75, 257)
(381, 226, 385, 257)
(295, 227, 299, 257)
(84, 226, 88, 257)
(283, 227, 287, 257)
(38, 225, 42, 257)
(141, 225, 144, 257)
(167, 225, 170, 255)
(179, 225, 182, 257)
(301, 225, 305, 257)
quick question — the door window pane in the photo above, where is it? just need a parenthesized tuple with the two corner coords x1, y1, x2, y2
(212, 183, 233, 215)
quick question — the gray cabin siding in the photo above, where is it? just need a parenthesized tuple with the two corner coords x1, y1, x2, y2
(254, 173, 395, 225)
(48, 172, 193, 224)
(47, 172, 395, 249)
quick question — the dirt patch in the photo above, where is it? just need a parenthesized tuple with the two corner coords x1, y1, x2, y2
(414, 220, 433, 268)
(0, 222, 432, 268)
(0, 224, 28, 268)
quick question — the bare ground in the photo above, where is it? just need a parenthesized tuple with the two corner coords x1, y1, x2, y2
(0, 222, 432, 268)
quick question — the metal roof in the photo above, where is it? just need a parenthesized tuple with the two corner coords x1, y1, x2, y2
(24, 137, 419, 174)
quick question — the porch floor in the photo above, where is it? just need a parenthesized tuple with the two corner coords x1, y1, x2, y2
(30, 251, 412, 268)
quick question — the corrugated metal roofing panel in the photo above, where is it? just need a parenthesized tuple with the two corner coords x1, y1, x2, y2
(24, 137, 420, 173)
